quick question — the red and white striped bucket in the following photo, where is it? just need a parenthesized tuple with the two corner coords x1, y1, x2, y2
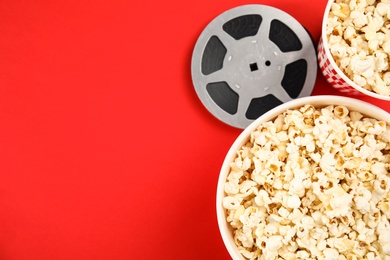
(318, 0, 390, 101)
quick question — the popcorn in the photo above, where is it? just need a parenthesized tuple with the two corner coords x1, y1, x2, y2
(266, 235, 283, 252)
(323, 248, 339, 259)
(326, 186, 354, 218)
(222, 105, 390, 259)
(353, 185, 372, 213)
(286, 194, 301, 209)
(327, 0, 390, 96)
(222, 195, 241, 210)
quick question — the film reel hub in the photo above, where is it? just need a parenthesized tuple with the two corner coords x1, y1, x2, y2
(191, 5, 318, 129)
(231, 41, 282, 83)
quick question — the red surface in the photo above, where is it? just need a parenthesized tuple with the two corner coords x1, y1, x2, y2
(0, 0, 389, 259)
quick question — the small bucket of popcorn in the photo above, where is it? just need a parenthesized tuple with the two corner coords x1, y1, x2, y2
(216, 95, 390, 259)
(318, 0, 390, 100)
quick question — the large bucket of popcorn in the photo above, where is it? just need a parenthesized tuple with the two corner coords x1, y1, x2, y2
(216, 95, 390, 259)
(318, 0, 390, 101)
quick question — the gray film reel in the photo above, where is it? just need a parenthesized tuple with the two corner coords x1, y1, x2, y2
(191, 5, 317, 129)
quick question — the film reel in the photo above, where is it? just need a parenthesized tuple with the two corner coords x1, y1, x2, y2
(191, 5, 317, 129)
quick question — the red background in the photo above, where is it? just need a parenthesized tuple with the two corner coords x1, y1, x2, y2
(0, 0, 389, 259)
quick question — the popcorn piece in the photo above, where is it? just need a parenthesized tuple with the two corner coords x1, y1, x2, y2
(323, 248, 340, 259)
(224, 181, 239, 195)
(223, 196, 241, 210)
(266, 235, 283, 251)
(334, 105, 349, 118)
(286, 194, 301, 209)
(353, 186, 372, 214)
(331, 3, 351, 19)
(351, 10, 368, 28)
